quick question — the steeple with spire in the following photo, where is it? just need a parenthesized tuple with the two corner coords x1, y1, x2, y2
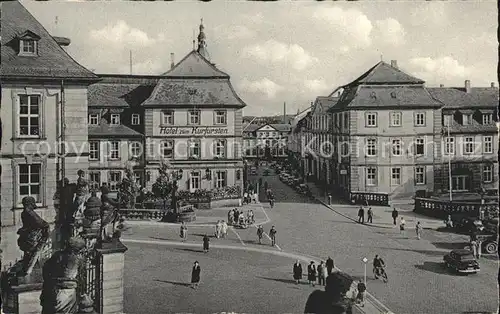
(197, 18, 209, 59)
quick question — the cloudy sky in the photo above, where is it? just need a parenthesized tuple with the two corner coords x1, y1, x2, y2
(22, 0, 497, 116)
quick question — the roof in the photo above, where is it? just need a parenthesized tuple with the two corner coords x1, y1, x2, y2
(269, 124, 291, 132)
(346, 61, 425, 86)
(142, 78, 246, 108)
(447, 124, 498, 134)
(428, 87, 499, 109)
(243, 124, 260, 133)
(88, 124, 143, 137)
(312, 96, 339, 115)
(1, 1, 98, 81)
(88, 83, 156, 107)
(290, 107, 312, 128)
(332, 85, 442, 110)
(162, 50, 229, 78)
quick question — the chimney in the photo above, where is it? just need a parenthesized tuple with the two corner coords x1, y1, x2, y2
(465, 80, 471, 93)
(283, 102, 286, 124)
(491, 82, 495, 88)
(440, 84, 444, 88)
(390, 60, 398, 69)
(170, 53, 175, 69)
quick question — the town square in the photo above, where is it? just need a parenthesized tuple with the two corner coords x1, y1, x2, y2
(0, 1, 498, 314)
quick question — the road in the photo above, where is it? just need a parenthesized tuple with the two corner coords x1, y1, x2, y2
(247, 170, 498, 314)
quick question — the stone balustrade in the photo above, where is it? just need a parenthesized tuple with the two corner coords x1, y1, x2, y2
(414, 197, 499, 219)
(120, 205, 195, 221)
(350, 191, 389, 206)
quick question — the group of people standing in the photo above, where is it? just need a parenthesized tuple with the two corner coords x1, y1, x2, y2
(228, 208, 254, 226)
(256, 225, 277, 246)
(243, 189, 258, 204)
(357, 206, 373, 224)
(292, 257, 335, 287)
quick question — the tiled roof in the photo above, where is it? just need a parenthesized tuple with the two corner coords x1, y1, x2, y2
(162, 50, 229, 78)
(347, 61, 425, 86)
(446, 124, 498, 134)
(428, 87, 499, 109)
(142, 78, 246, 108)
(313, 96, 339, 114)
(88, 124, 143, 137)
(1, 1, 97, 81)
(269, 124, 292, 132)
(243, 124, 260, 132)
(333, 85, 441, 110)
(88, 83, 155, 108)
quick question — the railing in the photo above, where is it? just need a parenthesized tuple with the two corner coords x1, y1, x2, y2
(414, 197, 499, 219)
(120, 205, 195, 221)
(77, 235, 98, 305)
(350, 191, 389, 206)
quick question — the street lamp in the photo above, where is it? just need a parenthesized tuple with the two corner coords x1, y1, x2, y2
(362, 257, 368, 284)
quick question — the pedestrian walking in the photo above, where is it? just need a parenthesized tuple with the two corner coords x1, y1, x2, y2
(243, 191, 248, 205)
(253, 191, 258, 203)
(367, 207, 373, 224)
(476, 240, 482, 258)
(357, 206, 365, 224)
(391, 208, 399, 225)
(180, 222, 188, 242)
(307, 261, 317, 287)
(234, 209, 239, 224)
(357, 281, 366, 307)
(399, 217, 406, 237)
(257, 225, 264, 244)
(293, 260, 303, 284)
(317, 261, 327, 286)
(190, 261, 201, 289)
(269, 226, 277, 246)
(203, 234, 210, 253)
(325, 256, 334, 275)
(215, 220, 221, 238)
(228, 209, 233, 225)
(269, 197, 275, 209)
(221, 220, 228, 238)
(416, 221, 423, 240)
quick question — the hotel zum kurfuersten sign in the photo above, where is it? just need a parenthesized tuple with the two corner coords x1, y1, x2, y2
(159, 126, 229, 136)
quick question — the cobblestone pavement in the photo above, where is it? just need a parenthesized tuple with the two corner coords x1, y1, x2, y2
(251, 172, 498, 314)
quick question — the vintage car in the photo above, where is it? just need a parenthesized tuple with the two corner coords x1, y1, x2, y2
(250, 167, 258, 175)
(443, 249, 480, 274)
(296, 184, 310, 195)
(263, 168, 271, 176)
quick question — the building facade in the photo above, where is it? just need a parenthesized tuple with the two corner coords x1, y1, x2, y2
(288, 107, 311, 174)
(1, 1, 98, 226)
(243, 123, 290, 160)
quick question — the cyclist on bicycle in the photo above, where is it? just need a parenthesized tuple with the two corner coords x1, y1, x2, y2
(373, 255, 388, 282)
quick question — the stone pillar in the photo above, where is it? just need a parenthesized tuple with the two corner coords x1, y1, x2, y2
(95, 240, 128, 314)
(1, 269, 43, 314)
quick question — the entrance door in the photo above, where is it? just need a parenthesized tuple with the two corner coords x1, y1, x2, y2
(452, 175, 469, 192)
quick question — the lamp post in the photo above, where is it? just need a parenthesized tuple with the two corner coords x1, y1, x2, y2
(362, 257, 368, 284)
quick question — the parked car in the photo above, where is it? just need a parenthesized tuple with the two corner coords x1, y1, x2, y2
(443, 249, 480, 274)
(263, 168, 271, 176)
(250, 167, 257, 175)
(452, 216, 485, 234)
(296, 184, 310, 195)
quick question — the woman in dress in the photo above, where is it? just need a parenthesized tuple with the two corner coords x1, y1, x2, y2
(191, 261, 201, 289)
(307, 261, 317, 287)
(293, 260, 303, 284)
(203, 234, 210, 253)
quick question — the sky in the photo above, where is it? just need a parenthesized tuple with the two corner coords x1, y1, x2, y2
(21, 0, 498, 116)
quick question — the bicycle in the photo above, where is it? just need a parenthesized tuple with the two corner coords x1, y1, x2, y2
(373, 266, 388, 283)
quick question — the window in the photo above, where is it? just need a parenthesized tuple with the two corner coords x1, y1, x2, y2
(189, 140, 201, 159)
(443, 115, 453, 127)
(214, 110, 227, 125)
(391, 167, 401, 185)
(110, 114, 120, 125)
(365, 112, 377, 127)
(482, 114, 492, 125)
(415, 138, 425, 155)
(109, 141, 120, 160)
(19, 164, 41, 203)
(483, 164, 493, 183)
(483, 136, 493, 154)
(414, 112, 426, 126)
(463, 114, 472, 125)
(366, 138, 377, 156)
(415, 166, 425, 185)
(445, 137, 455, 155)
(19, 95, 40, 137)
(215, 171, 227, 188)
(190, 171, 201, 190)
(161, 140, 174, 158)
(366, 167, 377, 186)
(464, 137, 474, 154)
(108, 172, 121, 192)
(390, 112, 402, 127)
(452, 175, 468, 192)
(392, 139, 402, 156)
(344, 113, 349, 129)
(89, 114, 99, 125)
(20, 40, 37, 55)
(214, 140, 226, 158)
(162, 110, 174, 125)
(130, 142, 142, 158)
(89, 141, 100, 161)
(88, 172, 101, 191)
(131, 114, 140, 125)
(188, 110, 200, 125)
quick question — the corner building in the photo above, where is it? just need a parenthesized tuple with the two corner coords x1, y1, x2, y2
(143, 23, 246, 192)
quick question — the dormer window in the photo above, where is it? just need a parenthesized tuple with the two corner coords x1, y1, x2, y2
(110, 114, 120, 125)
(462, 114, 472, 125)
(88, 114, 99, 126)
(482, 114, 492, 125)
(17, 31, 41, 56)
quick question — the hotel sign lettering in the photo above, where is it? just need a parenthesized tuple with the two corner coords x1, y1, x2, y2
(159, 126, 229, 136)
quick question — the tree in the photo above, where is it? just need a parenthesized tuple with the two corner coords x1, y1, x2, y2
(152, 159, 179, 213)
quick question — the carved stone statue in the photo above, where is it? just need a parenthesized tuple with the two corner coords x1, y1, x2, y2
(99, 187, 120, 242)
(74, 170, 90, 218)
(16, 196, 50, 276)
(40, 237, 86, 314)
